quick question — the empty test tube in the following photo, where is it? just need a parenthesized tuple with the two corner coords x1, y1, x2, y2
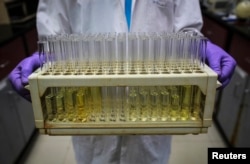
(127, 34, 138, 74)
(142, 36, 151, 73)
(117, 33, 126, 74)
(104, 34, 116, 74)
(106, 87, 117, 121)
(152, 35, 161, 73)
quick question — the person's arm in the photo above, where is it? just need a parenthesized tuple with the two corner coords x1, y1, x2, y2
(8, 0, 70, 101)
(174, 0, 236, 88)
(36, 0, 71, 36)
(173, 0, 203, 34)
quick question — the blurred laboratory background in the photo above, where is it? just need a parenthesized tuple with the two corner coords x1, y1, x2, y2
(0, 0, 250, 163)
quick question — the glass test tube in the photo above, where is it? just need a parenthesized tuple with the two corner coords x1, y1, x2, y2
(55, 88, 66, 121)
(160, 86, 170, 121)
(127, 34, 138, 74)
(103, 34, 115, 74)
(65, 87, 76, 121)
(177, 34, 186, 72)
(45, 90, 55, 121)
(80, 35, 90, 73)
(150, 86, 160, 121)
(142, 36, 151, 73)
(182, 34, 193, 72)
(76, 87, 88, 122)
(158, 34, 166, 73)
(61, 35, 72, 73)
(199, 38, 207, 70)
(163, 33, 172, 73)
(101, 87, 108, 121)
(108, 87, 117, 121)
(139, 87, 149, 121)
(180, 85, 193, 120)
(152, 35, 161, 73)
(47, 36, 57, 73)
(88, 87, 102, 122)
(117, 33, 126, 74)
(37, 40, 46, 71)
(170, 86, 180, 121)
(137, 33, 145, 73)
(192, 86, 202, 120)
(93, 36, 103, 74)
(116, 87, 126, 121)
(128, 87, 139, 121)
(88, 35, 98, 74)
(71, 35, 82, 74)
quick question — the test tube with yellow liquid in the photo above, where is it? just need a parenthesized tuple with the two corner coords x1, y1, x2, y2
(117, 87, 126, 122)
(89, 87, 102, 122)
(191, 86, 202, 120)
(128, 87, 139, 121)
(180, 85, 193, 121)
(107, 87, 117, 122)
(45, 90, 56, 122)
(160, 86, 170, 121)
(139, 87, 149, 121)
(64, 87, 77, 122)
(150, 87, 160, 121)
(169, 86, 180, 121)
(75, 87, 88, 122)
(55, 88, 66, 122)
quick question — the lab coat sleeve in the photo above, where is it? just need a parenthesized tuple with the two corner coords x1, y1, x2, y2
(36, 0, 71, 37)
(173, 0, 203, 35)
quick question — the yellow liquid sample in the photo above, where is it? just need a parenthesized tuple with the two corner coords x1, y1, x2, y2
(90, 87, 102, 121)
(180, 86, 193, 121)
(191, 87, 202, 120)
(160, 87, 170, 121)
(56, 93, 66, 121)
(139, 87, 149, 121)
(65, 88, 76, 122)
(150, 87, 159, 121)
(45, 94, 56, 121)
(76, 88, 88, 122)
(170, 86, 180, 121)
(129, 88, 138, 121)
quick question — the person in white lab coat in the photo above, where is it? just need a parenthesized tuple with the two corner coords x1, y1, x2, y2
(8, 0, 236, 164)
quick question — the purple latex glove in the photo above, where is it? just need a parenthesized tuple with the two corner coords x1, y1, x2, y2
(8, 52, 40, 101)
(206, 41, 236, 88)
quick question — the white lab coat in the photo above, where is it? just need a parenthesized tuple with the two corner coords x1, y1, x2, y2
(36, 0, 203, 164)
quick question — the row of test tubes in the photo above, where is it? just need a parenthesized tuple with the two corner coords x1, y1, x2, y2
(44, 85, 204, 123)
(38, 32, 207, 75)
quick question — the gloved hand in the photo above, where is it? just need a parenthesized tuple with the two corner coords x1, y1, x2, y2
(8, 52, 41, 101)
(206, 41, 236, 88)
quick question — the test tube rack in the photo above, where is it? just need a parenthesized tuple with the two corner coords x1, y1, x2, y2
(28, 64, 219, 135)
